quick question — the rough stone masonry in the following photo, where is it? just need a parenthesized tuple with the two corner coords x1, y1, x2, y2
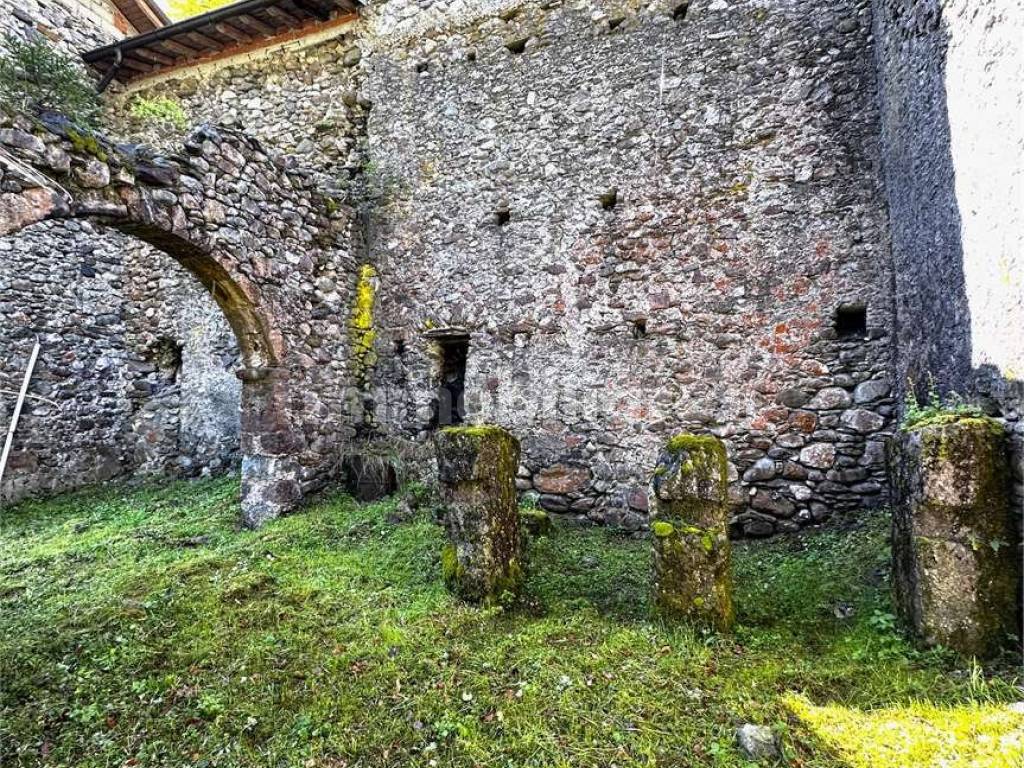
(0, 112, 358, 524)
(0, 0, 1020, 544)
(106, 0, 897, 537)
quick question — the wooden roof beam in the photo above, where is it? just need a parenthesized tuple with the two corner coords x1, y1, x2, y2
(236, 13, 276, 37)
(119, 57, 153, 72)
(213, 22, 254, 43)
(132, 47, 176, 65)
(156, 38, 200, 57)
(264, 5, 301, 27)
(184, 30, 223, 49)
(291, 0, 331, 22)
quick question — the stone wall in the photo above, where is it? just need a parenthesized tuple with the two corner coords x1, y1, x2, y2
(0, 222, 240, 501)
(110, 28, 368, 197)
(104, 0, 899, 535)
(15, 0, 998, 538)
(0, 114, 357, 525)
(0, 0, 126, 54)
(872, 0, 1024, 517)
(360, 0, 896, 535)
(0, 0, 244, 504)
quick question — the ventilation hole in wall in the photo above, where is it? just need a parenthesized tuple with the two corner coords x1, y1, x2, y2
(835, 304, 867, 339)
(632, 318, 648, 339)
(415, 61, 429, 73)
(599, 187, 619, 211)
(506, 37, 529, 54)
(672, 2, 690, 21)
(147, 337, 183, 383)
(494, 207, 511, 226)
(466, 49, 477, 62)
(394, 338, 406, 356)
(608, 15, 626, 30)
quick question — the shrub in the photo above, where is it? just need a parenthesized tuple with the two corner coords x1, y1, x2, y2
(0, 34, 100, 126)
(128, 95, 188, 130)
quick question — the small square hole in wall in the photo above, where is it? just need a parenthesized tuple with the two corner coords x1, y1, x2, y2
(393, 338, 406, 356)
(599, 187, 619, 211)
(415, 61, 429, 73)
(494, 207, 511, 226)
(506, 37, 529, 54)
(466, 49, 477, 62)
(633, 318, 648, 339)
(608, 15, 626, 30)
(672, 2, 690, 21)
(835, 304, 867, 338)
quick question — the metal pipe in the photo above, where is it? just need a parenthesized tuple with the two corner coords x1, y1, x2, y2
(96, 48, 122, 93)
(0, 338, 40, 503)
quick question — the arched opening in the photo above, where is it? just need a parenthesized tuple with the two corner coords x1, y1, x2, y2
(0, 121, 345, 528)
(0, 213, 297, 528)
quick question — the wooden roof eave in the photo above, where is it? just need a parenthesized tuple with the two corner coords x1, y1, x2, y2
(83, 0, 361, 85)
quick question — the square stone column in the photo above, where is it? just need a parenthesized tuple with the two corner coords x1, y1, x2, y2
(435, 425, 523, 603)
(650, 434, 734, 631)
(890, 418, 1019, 657)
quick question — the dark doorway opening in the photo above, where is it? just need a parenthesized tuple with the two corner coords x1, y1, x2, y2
(429, 333, 469, 428)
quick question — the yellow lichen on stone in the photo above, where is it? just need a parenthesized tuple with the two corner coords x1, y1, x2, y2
(652, 520, 675, 538)
(349, 264, 378, 384)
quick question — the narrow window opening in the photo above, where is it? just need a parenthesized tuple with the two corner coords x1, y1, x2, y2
(506, 37, 529, 54)
(394, 338, 406, 356)
(672, 2, 690, 21)
(431, 338, 469, 428)
(494, 207, 511, 227)
(416, 61, 429, 73)
(608, 16, 626, 30)
(466, 49, 477, 62)
(633, 318, 648, 339)
(835, 304, 867, 339)
(599, 187, 619, 210)
(147, 336, 183, 384)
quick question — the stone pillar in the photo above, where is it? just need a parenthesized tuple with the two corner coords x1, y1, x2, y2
(890, 418, 1019, 657)
(435, 425, 523, 603)
(238, 366, 305, 529)
(650, 434, 734, 631)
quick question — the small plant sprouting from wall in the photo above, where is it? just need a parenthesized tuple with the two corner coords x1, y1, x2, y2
(901, 374, 986, 431)
(355, 158, 406, 207)
(0, 34, 101, 126)
(128, 96, 189, 130)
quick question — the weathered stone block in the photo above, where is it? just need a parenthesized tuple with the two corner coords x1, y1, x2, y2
(890, 418, 1019, 657)
(650, 434, 734, 631)
(435, 425, 524, 604)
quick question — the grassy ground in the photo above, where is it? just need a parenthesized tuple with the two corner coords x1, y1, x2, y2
(1, 478, 1021, 768)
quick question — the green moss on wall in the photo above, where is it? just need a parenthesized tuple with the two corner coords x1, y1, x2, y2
(65, 127, 108, 163)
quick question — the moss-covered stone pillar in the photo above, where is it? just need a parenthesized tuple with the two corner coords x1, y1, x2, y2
(435, 425, 523, 603)
(650, 434, 734, 631)
(889, 418, 1019, 657)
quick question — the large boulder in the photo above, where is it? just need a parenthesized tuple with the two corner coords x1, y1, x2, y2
(435, 425, 524, 604)
(649, 434, 734, 631)
(889, 417, 1019, 657)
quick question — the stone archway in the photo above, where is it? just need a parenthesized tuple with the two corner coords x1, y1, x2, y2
(0, 115, 354, 527)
